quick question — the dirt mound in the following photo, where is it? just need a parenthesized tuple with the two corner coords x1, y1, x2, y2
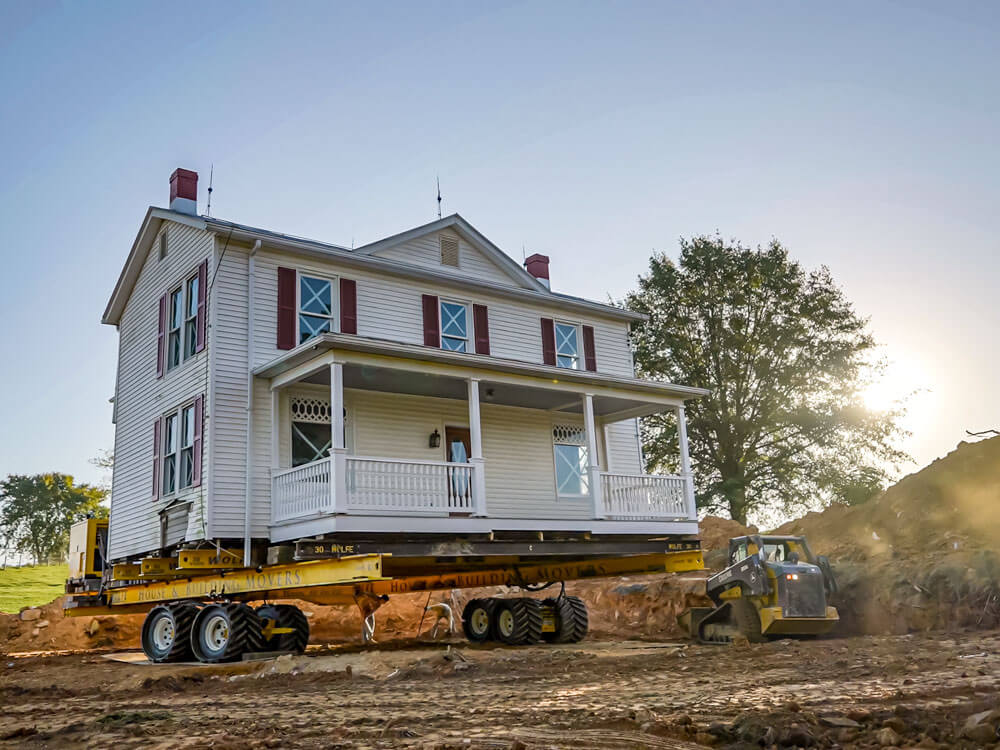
(0, 597, 144, 655)
(774, 436, 1000, 635)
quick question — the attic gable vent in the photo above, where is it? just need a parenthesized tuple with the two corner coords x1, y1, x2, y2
(440, 235, 460, 267)
(158, 231, 167, 260)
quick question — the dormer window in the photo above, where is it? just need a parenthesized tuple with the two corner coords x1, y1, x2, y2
(298, 274, 336, 344)
(440, 300, 469, 352)
(440, 235, 460, 267)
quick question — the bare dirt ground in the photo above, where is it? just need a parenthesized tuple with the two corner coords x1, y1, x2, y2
(3, 630, 999, 749)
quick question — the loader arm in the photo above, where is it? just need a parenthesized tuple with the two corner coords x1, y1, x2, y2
(705, 554, 769, 605)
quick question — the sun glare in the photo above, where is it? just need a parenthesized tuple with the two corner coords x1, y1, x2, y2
(861, 356, 928, 413)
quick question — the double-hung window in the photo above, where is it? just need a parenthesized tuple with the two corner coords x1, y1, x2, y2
(552, 424, 590, 497)
(298, 274, 335, 344)
(167, 273, 200, 371)
(183, 274, 199, 359)
(179, 404, 196, 488)
(555, 322, 580, 369)
(162, 413, 178, 495)
(440, 300, 468, 352)
(167, 288, 183, 370)
(161, 404, 197, 495)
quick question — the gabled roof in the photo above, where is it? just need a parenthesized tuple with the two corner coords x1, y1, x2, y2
(102, 207, 208, 325)
(103, 209, 645, 326)
(353, 214, 549, 293)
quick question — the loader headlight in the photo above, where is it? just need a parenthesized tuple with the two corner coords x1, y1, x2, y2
(786, 574, 799, 580)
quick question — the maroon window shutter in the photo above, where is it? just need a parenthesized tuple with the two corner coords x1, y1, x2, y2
(277, 267, 297, 349)
(422, 294, 440, 347)
(195, 259, 208, 353)
(582, 325, 597, 371)
(152, 418, 161, 500)
(156, 293, 166, 378)
(473, 304, 490, 355)
(340, 278, 357, 334)
(540, 318, 556, 366)
(191, 395, 204, 488)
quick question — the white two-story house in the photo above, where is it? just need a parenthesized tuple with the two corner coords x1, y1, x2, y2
(102, 169, 706, 566)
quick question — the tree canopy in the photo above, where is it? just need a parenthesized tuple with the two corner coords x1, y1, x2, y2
(626, 235, 908, 525)
(0, 473, 107, 564)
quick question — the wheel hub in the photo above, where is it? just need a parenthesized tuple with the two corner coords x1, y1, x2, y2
(470, 607, 490, 635)
(497, 609, 514, 638)
(204, 614, 230, 653)
(152, 617, 174, 650)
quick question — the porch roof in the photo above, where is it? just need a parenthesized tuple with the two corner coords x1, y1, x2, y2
(254, 333, 708, 419)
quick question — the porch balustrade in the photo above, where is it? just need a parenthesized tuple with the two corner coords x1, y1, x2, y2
(345, 456, 475, 514)
(600, 472, 694, 521)
(271, 457, 332, 522)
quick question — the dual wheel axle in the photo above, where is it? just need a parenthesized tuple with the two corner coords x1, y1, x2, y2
(462, 596, 589, 645)
(140, 601, 309, 663)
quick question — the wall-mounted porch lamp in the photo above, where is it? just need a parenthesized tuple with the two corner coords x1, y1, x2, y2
(429, 429, 441, 449)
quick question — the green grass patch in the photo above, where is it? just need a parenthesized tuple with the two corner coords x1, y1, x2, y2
(0, 564, 67, 613)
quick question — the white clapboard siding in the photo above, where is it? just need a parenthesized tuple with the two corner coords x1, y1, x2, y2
(605, 419, 644, 474)
(107, 221, 213, 561)
(250, 248, 635, 377)
(343, 390, 594, 520)
(367, 229, 519, 288)
(206, 238, 256, 539)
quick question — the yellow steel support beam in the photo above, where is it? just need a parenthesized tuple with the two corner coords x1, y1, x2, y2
(177, 548, 243, 570)
(141, 557, 178, 576)
(111, 563, 142, 581)
(106, 554, 385, 607)
(66, 550, 702, 616)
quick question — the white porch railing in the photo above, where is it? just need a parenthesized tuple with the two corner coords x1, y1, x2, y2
(601, 473, 692, 520)
(272, 457, 332, 522)
(345, 456, 475, 515)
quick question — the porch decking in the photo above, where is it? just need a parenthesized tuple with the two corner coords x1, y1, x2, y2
(272, 455, 695, 526)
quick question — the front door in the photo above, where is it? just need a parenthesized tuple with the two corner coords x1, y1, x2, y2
(444, 426, 471, 463)
(444, 426, 472, 509)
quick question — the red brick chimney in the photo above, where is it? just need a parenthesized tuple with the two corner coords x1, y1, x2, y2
(169, 168, 198, 215)
(524, 253, 550, 289)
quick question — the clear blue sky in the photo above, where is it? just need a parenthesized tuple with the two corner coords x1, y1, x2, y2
(1, 0, 997, 488)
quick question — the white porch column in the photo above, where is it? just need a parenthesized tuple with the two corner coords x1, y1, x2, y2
(270, 389, 280, 471)
(676, 405, 696, 519)
(583, 393, 605, 519)
(467, 378, 488, 517)
(330, 361, 348, 514)
(270, 388, 280, 527)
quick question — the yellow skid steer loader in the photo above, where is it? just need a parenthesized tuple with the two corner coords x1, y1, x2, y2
(680, 534, 839, 643)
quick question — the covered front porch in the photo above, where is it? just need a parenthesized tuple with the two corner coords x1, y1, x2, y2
(254, 334, 704, 542)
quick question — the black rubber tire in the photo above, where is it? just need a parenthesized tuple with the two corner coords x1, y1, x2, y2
(190, 602, 261, 663)
(541, 595, 589, 644)
(255, 603, 309, 653)
(140, 602, 199, 663)
(461, 598, 495, 643)
(492, 598, 543, 645)
(732, 598, 766, 643)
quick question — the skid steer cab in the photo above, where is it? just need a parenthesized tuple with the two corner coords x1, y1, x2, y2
(679, 534, 839, 643)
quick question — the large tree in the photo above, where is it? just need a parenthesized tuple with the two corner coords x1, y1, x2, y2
(626, 236, 908, 525)
(0, 473, 107, 564)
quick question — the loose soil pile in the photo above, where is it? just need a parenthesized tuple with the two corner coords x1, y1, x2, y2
(777, 435, 1000, 635)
